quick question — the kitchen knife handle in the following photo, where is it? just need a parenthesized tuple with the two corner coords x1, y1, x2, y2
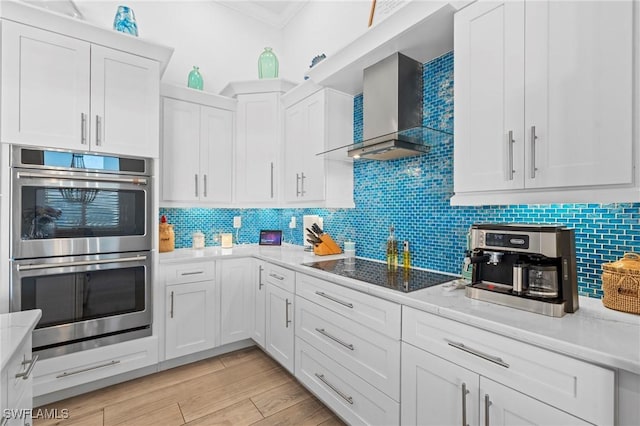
(530, 125, 537, 179)
(505, 130, 514, 181)
(195, 174, 198, 197)
(270, 162, 274, 199)
(296, 173, 301, 197)
(80, 113, 87, 145)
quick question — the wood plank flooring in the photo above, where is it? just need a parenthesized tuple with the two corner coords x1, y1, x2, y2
(34, 347, 345, 426)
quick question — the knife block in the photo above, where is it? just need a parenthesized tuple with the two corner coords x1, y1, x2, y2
(313, 234, 343, 256)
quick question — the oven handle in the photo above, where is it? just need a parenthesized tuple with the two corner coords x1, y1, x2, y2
(16, 171, 148, 185)
(16, 255, 148, 271)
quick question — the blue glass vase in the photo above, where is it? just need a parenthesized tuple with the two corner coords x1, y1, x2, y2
(113, 5, 138, 37)
(188, 66, 203, 90)
(258, 47, 278, 79)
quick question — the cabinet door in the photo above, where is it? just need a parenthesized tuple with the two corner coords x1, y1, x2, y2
(283, 101, 306, 202)
(252, 262, 267, 347)
(301, 92, 327, 201)
(90, 45, 160, 157)
(219, 259, 255, 345)
(1, 21, 90, 149)
(265, 283, 294, 373)
(162, 98, 200, 202)
(235, 93, 280, 203)
(401, 343, 479, 426)
(480, 378, 590, 426)
(524, 0, 634, 188)
(165, 281, 216, 360)
(454, 1, 525, 192)
(200, 106, 233, 203)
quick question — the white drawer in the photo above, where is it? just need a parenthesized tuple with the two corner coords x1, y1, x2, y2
(34, 336, 158, 397)
(6, 338, 34, 408)
(402, 307, 614, 426)
(162, 261, 215, 284)
(296, 273, 401, 339)
(295, 337, 399, 426)
(261, 262, 294, 293)
(295, 296, 400, 401)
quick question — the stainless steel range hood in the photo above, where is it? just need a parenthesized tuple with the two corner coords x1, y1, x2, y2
(346, 52, 450, 161)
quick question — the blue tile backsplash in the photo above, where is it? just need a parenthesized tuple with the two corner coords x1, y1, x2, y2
(161, 51, 639, 299)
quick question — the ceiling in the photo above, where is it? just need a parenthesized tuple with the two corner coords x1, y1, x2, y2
(218, 1, 309, 29)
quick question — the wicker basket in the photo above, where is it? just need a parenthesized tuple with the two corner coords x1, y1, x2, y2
(602, 253, 640, 315)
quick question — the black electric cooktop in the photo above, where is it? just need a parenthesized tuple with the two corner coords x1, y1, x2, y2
(303, 258, 455, 293)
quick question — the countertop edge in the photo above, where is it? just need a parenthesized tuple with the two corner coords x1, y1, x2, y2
(1, 309, 42, 370)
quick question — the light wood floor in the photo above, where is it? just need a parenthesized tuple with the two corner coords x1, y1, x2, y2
(35, 347, 345, 426)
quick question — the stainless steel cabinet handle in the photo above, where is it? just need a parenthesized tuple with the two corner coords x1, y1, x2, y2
(461, 382, 470, 426)
(16, 354, 39, 380)
(315, 291, 353, 308)
(446, 340, 509, 368)
(195, 174, 198, 197)
(258, 265, 264, 289)
(203, 174, 207, 198)
(170, 291, 174, 318)
(530, 125, 538, 179)
(16, 171, 148, 185)
(315, 328, 354, 351)
(270, 162, 274, 199)
(296, 173, 301, 197)
(484, 394, 492, 426)
(269, 272, 285, 281)
(181, 270, 204, 276)
(96, 115, 102, 146)
(56, 360, 120, 378)
(300, 172, 306, 196)
(315, 373, 353, 405)
(285, 298, 292, 328)
(505, 130, 514, 181)
(81, 113, 87, 145)
(17, 255, 147, 271)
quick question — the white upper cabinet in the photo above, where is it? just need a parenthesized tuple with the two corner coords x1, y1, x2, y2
(453, 0, 637, 205)
(161, 85, 235, 206)
(282, 85, 354, 208)
(1, 21, 90, 150)
(1, 20, 164, 158)
(90, 45, 159, 158)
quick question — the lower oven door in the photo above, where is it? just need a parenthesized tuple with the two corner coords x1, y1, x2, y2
(11, 251, 152, 356)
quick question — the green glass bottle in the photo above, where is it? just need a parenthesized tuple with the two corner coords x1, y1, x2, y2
(187, 66, 203, 90)
(258, 47, 279, 79)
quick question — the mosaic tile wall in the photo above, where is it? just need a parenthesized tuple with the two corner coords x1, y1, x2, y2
(160, 51, 639, 299)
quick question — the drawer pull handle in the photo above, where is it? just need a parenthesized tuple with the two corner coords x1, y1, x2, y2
(285, 298, 292, 328)
(314, 291, 353, 309)
(461, 382, 470, 426)
(315, 373, 353, 405)
(15, 354, 39, 380)
(181, 271, 204, 276)
(258, 265, 264, 289)
(170, 291, 175, 318)
(484, 394, 492, 426)
(269, 272, 285, 281)
(56, 360, 121, 378)
(446, 340, 509, 368)
(315, 328, 354, 351)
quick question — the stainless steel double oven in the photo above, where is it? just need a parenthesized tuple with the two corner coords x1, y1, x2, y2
(10, 147, 153, 358)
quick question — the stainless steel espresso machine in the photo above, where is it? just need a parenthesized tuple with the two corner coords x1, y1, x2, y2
(464, 224, 579, 317)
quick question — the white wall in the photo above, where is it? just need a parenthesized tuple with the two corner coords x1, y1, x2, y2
(75, 0, 284, 94)
(280, 0, 372, 83)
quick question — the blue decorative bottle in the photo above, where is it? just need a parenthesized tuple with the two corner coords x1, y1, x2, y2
(188, 66, 203, 90)
(258, 47, 279, 79)
(113, 5, 138, 37)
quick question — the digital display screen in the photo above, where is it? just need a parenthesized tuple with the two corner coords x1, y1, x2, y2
(486, 233, 529, 249)
(259, 230, 282, 246)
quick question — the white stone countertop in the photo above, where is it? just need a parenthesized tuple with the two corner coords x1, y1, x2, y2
(1, 309, 42, 370)
(160, 244, 640, 375)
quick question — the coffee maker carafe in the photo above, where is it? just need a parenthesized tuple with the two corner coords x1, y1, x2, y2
(464, 224, 578, 317)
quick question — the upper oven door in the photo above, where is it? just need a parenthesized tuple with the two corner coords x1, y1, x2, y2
(12, 168, 151, 259)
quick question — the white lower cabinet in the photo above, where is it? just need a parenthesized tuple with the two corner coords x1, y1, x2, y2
(219, 258, 255, 345)
(252, 261, 268, 348)
(401, 306, 614, 426)
(265, 283, 295, 373)
(2, 337, 36, 426)
(296, 337, 399, 425)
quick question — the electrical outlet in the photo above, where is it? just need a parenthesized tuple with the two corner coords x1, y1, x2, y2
(289, 216, 296, 229)
(233, 216, 241, 228)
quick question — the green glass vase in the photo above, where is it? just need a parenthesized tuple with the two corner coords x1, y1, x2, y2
(258, 47, 279, 79)
(187, 66, 203, 90)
